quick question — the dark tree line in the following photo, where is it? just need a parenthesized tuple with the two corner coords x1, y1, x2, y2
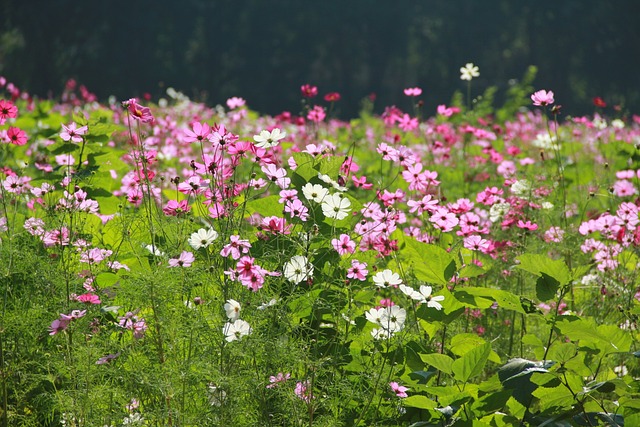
(1, 0, 639, 117)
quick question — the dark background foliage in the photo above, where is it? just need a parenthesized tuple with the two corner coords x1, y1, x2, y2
(1, 0, 638, 117)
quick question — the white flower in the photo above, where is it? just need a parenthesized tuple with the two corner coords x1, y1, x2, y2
(460, 63, 480, 81)
(188, 228, 219, 250)
(321, 193, 351, 220)
(400, 285, 445, 310)
(380, 306, 407, 332)
(532, 133, 559, 150)
(224, 299, 241, 321)
(257, 298, 278, 310)
(283, 255, 314, 284)
(145, 244, 165, 256)
(371, 328, 390, 340)
(301, 183, 329, 203)
(612, 119, 625, 129)
(510, 180, 531, 197)
(372, 269, 402, 288)
(223, 319, 252, 342)
(365, 307, 385, 325)
(207, 383, 227, 407)
(253, 128, 286, 149)
(489, 202, 511, 223)
(541, 201, 554, 210)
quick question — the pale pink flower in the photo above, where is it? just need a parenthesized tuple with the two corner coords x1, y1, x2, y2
(531, 90, 555, 107)
(390, 381, 409, 398)
(220, 235, 251, 259)
(184, 122, 212, 143)
(295, 380, 313, 402)
(331, 234, 356, 255)
(168, 251, 195, 267)
(347, 260, 368, 281)
(60, 122, 88, 143)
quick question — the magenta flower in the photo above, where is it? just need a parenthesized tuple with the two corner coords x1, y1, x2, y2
(168, 251, 195, 267)
(300, 84, 318, 98)
(531, 90, 555, 107)
(77, 293, 101, 305)
(226, 97, 246, 109)
(284, 199, 310, 222)
(124, 98, 154, 123)
(163, 199, 190, 216)
(7, 126, 27, 146)
(390, 381, 409, 398)
(60, 122, 88, 143)
(324, 92, 341, 102)
(0, 99, 18, 125)
(307, 105, 326, 123)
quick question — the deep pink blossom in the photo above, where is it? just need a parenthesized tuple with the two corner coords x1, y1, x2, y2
(7, 126, 27, 146)
(0, 99, 18, 125)
(124, 98, 154, 123)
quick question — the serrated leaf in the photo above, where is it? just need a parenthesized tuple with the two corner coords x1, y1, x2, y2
(452, 342, 491, 382)
(516, 253, 571, 292)
(403, 238, 456, 286)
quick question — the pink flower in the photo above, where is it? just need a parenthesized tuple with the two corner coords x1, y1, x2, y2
(294, 380, 313, 402)
(226, 97, 246, 109)
(463, 235, 490, 252)
(7, 126, 27, 146)
(347, 260, 368, 281)
(184, 121, 212, 143)
(437, 104, 460, 117)
(77, 293, 101, 304)
(261, 164, 291, 189)
(266, 372, 291, 389)
(0, 99, 18, 125)
(284, 199, 310, 221)
(324, 92, 341, 102)
(403, 87, 422, 97)
(531, 90, 555, 107)
(124, 98, 154, 123)
(300, 84, 318, 98)
(168, 251, 195, 267)
(220, 235, 251, 259)
(390, 381, 409, 398)
(60, 122, 88, 143)
(332, 234, 356, 255)
(163, 199, 190, 216)
(49, 318, 71, 335)
(398, 114, 418, 131)
(516, 220, 538, 231)
(429, 207, 459, 232)
(307, 105, 326, 123)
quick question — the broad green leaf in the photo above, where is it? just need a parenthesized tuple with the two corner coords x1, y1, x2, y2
(516, 253, 571, 293)
(454, 287, 525, 314)
(420, 353, 454, 375)
(548, 342, 577, 364)
(557, 318, 632, 353)
(449, 334, 500, 364)
(403, 395, 437, 410)
(536, 273, 560, 301)
(402, 238, 456, 286)
(244, 195, 284, 218)
(452, 342, 491, 382)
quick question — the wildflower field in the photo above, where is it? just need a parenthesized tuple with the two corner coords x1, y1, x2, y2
(2, 67, 640, 426)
